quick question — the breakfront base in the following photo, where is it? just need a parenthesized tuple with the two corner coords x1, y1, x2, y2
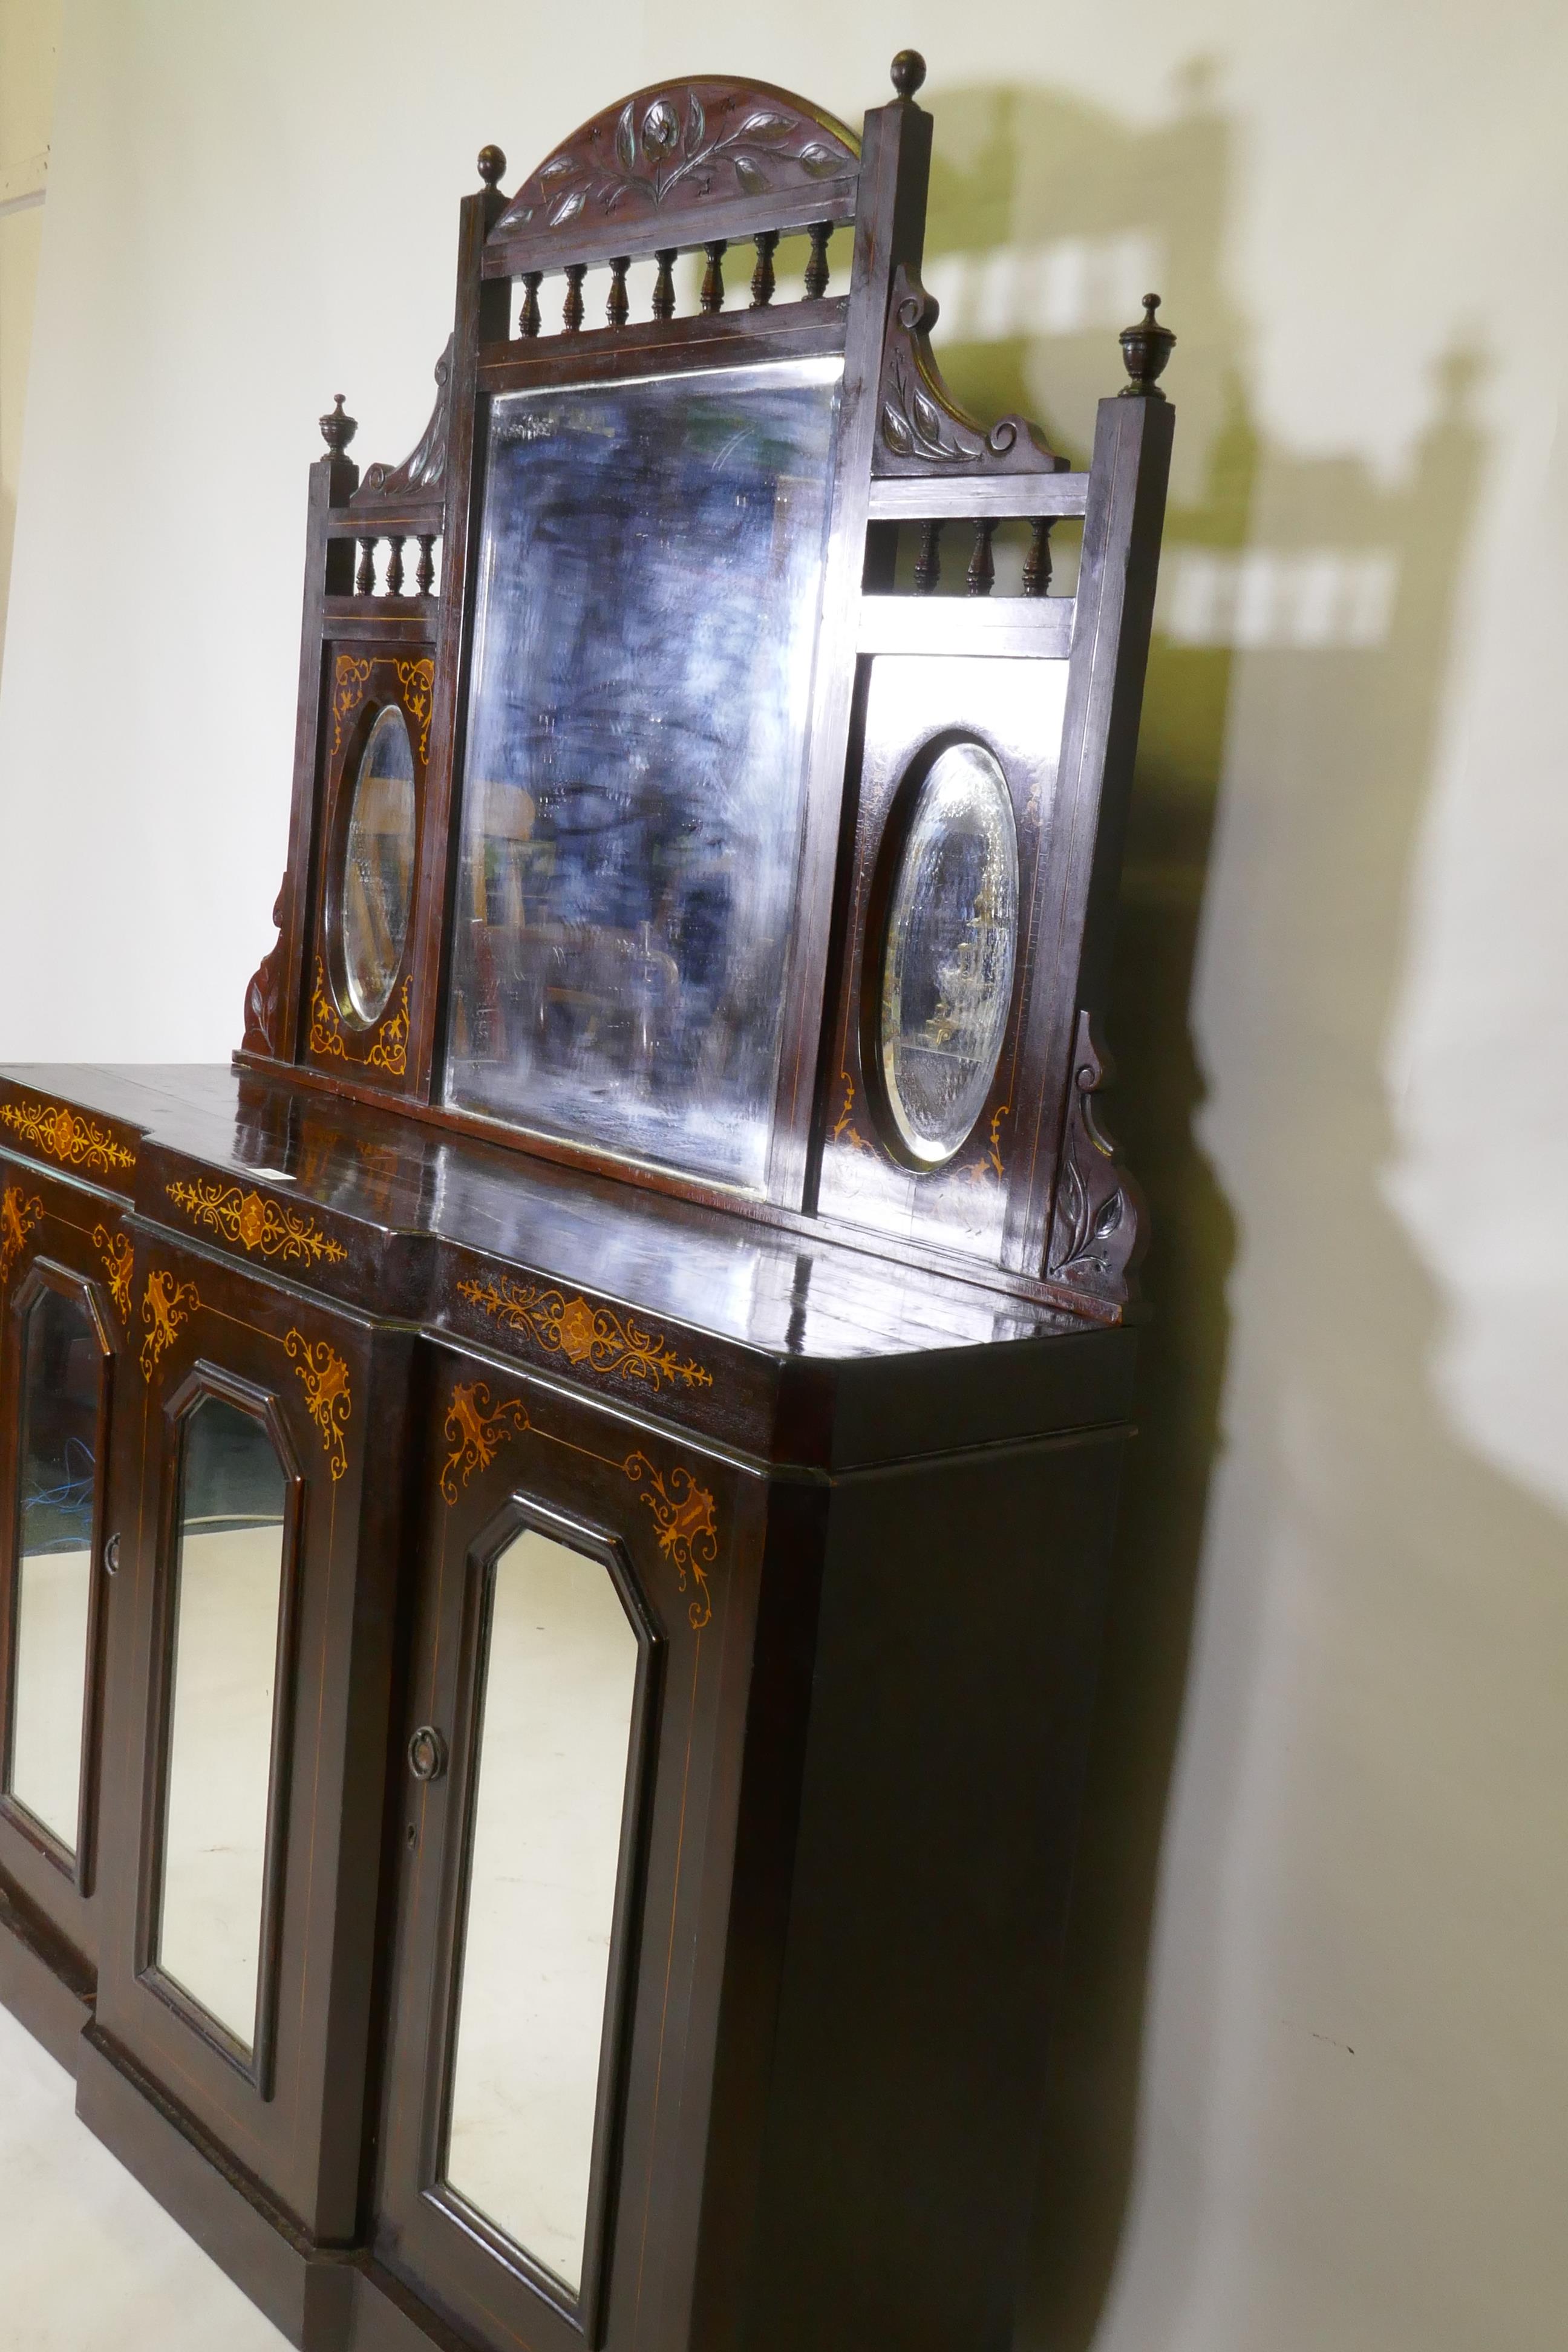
(0, 1870, 93, 2073)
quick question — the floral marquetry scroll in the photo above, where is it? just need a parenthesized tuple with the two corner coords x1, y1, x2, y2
(456, 1274, 712, 1393)
(166, 1179, 347, 1269)
(624, 1453, 719, 1630)
(310, 962, 410, 1078)
(0, 1097, 135, 1174)
(0, 1186, 44, 1284)
(92, 1222, 136, 1324)
(140, 1270, 200, 1383)
(284, 1330, 352, 1481)
(440, 1382, 531, 1504)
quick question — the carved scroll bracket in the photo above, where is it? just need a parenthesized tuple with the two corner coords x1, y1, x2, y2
(352, 337, 452, 507)
(875, 264, 1065, 478)
(242, 876, 287, 1058)
(1046, 1011, 1145, 1310)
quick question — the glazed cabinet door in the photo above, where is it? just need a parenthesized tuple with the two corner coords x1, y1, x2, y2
(0, 1162, 134, 1976)
(373, 1343, 766, 2352)
(89, 1232, 409, 2242)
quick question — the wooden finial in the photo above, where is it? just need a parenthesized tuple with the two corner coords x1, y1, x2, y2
(1119, 293, 1176, 399)
(319, 394, 357, 456)
(890, 49, 927, 99)
(477, 143, 507, 188)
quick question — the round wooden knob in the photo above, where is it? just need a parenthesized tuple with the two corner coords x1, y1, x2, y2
(477, 143, 506, 188)
(890, 50, 927, 99)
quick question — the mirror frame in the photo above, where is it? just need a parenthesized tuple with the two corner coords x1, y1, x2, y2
(419, 1490, 663, 2342)
(327, 694, 420, 1033)
(136, 1361, 305, 2096)
(0, 1258, 116, 1894)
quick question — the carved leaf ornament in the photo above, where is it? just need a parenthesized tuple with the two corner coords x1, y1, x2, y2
(494, 85, 858, 237)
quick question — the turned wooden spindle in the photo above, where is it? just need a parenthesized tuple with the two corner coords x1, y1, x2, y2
(1022, 517, 1054, 597)
(652, 248, 677, 321)
(415, 534, 436, 598)
(562, 264, 587, 332)
(355, 537, 377, 597)
(384, 535, 405, 597)
(701, 241, 727, 313)
(804, 221, 832, 299)
(518, 272, 542, 338)
(607, 256, 630, 328)
(751, 230, 779, 309)
(914, 519, 944, 595)
(966, 520, 997, 598)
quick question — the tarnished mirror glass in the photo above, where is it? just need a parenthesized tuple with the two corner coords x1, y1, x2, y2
(342, 704, 416, 1024)
(879, 742, 1019, 1166)
(7, 1286, 99, 1852)
(445, 356, 843, 1190)
(445, 1529, 641, 2297)
(158, 1397, 288, 2051)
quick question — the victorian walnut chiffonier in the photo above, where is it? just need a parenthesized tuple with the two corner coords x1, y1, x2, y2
(0, 51, 1173, 2352)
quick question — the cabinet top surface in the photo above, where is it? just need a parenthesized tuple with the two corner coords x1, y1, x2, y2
(0, 1063, 1106, 1376)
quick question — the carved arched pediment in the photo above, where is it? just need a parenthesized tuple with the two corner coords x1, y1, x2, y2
(488, 80, 860, 264)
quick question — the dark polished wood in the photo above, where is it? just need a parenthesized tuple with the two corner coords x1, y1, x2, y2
(0, 49, 1172, 2352)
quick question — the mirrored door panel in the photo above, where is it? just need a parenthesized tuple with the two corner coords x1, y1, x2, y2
(155, 1393, 292, 2062)
(5, 1277, 108, 1866)
(443, 1526, 642, 2296)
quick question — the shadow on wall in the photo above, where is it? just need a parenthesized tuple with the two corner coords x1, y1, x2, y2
(926, 63, 1564, 2352)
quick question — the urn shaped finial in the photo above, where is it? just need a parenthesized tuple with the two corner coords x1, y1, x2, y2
(1119, 295, 1176, 399)
(319, 393, 358, 455)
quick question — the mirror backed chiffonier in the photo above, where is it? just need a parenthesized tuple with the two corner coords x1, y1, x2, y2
(0, 52, 1172, 2352)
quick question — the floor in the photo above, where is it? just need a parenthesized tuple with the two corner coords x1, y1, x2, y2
(0, 2002, 287, 2351)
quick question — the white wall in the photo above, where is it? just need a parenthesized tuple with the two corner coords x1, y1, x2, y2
(0, 0, 60, 648)
(1, 4, 1566, 2348)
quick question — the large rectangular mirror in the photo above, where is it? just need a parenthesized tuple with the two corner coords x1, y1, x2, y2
(443, 356, 842, 1191)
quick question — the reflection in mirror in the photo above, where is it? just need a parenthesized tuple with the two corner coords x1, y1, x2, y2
(7, 1285, 100, 1852)
(445, 1529, 641, 2297)
(342, 705, 417, 1025)
(445, 358, 843, 1189)
(158, 1396, 288, 2051)
(879, 742, 1019, 1165)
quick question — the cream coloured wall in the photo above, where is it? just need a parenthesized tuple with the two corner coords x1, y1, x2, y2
(0, 5, 1565, 2350)
(0, 0, 60, 649)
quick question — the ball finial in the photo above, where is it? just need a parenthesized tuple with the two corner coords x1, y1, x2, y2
(477, 143, 506, 189)
(318, 393, 358, 456)
(1118, 293, 1176, 399)
(890, 50, 927, 100)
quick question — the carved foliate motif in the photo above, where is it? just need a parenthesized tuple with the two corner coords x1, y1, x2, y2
(242, 877, 287, 1057)
(440, 1381, 530, 1504)
(1046, 1012, 1144, 1307)
(491, 82, 859, 243)
(625, 1452, 720, 1630)
(353, 338, 452, 503)
(456, 1272, 711, 1393)
(875, 266, 1062, 477)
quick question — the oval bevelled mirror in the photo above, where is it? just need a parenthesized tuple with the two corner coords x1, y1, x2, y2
(877, 741, 1019, 1168)
(341, 705, 416, 1025)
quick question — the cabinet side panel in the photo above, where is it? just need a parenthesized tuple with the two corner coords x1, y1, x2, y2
(741, 1428, 1126, 2352)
